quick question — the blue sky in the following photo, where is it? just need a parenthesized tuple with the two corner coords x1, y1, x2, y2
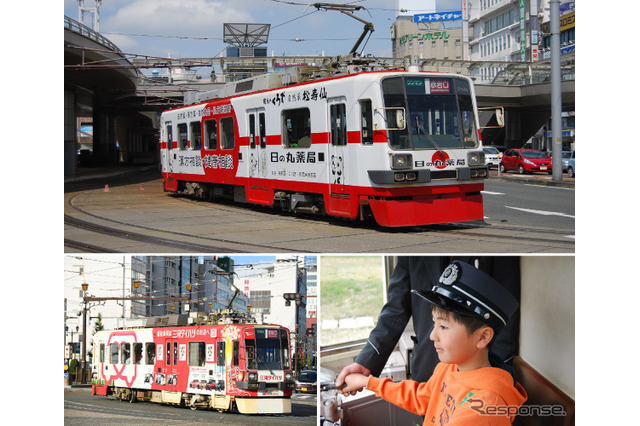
(63, 0, 461, 61)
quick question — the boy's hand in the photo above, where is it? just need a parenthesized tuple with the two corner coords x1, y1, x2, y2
(341, 373, 369, 395)
(336, 363, 371, 396)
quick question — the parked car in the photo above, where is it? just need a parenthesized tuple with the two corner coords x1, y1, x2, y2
(499, 149, 552, 174)
(482, 146, 502, 168)
(561, 151, 572, 172)
(567, 150, 575, 178)
(295, 370, 317, 393)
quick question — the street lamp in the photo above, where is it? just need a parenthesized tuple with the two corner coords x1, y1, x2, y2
(80, 283, 89, 384)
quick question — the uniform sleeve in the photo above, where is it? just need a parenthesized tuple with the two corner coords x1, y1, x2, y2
(355, 257, 414, 376)
(366, 375, 433, 416)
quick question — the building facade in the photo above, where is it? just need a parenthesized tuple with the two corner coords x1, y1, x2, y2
(246, 256, 313, 369)
(130, 256, 249, 318)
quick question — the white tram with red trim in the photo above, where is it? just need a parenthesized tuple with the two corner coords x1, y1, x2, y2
(91, 316, 295, 413)
(160, 69, 489, 227)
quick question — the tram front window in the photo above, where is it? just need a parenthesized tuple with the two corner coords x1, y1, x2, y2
(382, 77, 479, 150)
(246, 328, 291, 371)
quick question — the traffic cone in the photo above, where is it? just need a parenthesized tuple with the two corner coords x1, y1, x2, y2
(104, 184, 110, 192)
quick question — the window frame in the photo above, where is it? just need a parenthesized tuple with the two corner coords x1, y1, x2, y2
(177, 123, 188, 150)
(220, 117, 235, 150)
(190, 121, 202, 150)
(282, 107, 312, 148)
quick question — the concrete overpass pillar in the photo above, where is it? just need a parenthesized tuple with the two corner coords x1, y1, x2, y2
(93, 100, 118, 166)
(64, 89, 77, 177)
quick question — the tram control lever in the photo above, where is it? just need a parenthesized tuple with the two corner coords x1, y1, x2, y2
(321, 383, 347, 392)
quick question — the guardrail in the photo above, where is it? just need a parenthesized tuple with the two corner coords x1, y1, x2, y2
(64, 15, 121, 53)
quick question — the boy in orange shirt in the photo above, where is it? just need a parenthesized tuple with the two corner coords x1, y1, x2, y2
(341, 261, 527, 425)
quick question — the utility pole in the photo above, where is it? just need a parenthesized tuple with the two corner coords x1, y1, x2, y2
(78, 284, 188, 384)
(550, 0, 563, 181)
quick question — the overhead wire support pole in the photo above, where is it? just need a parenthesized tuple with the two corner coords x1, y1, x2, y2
(550, 0, 563, 182)
(312, 3, 374, 55)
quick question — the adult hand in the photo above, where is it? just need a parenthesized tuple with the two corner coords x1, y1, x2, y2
(336, 363, 371, 396)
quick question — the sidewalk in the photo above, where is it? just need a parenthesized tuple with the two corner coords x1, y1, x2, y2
(488, 169, 575, 188)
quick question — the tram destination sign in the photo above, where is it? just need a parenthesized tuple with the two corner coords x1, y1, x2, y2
(414, 11, 462, 23)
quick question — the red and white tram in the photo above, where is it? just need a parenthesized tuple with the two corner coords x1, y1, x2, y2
(91, 316, 295, 413)
(160, 69, 489, 227)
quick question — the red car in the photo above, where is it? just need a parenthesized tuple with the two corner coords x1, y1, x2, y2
(499, 149, 552, 174)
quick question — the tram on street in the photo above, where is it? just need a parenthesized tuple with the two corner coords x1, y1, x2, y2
(159, 68, 491, 227)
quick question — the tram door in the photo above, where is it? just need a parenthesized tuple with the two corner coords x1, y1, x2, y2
(328, 97, 347, 198)
(164, 340, 179, 389)
(247, 108, 267, 188)
(163, 123, 173, 173)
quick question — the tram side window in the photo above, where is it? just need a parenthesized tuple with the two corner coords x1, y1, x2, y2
(178, 123, 188, 150)
(330, 104, 347, 146)
(146, 342, 156, 364)
(280, 329, 291, 370)
(166, 125, 173, 150)
(133, 343, 143, 364)
(233, 341, 240, 367)
(282, 108, 311, 148)
(220, 117, 235, 150)
(121, 342, 131, 364)
(249, 113, 256, 148)
(99, 343, 105, 363)
(189, 342, 206, 366)
(110, 343, 119, 364)
(204, 119, 218, 150)
(360, 99, 374, 145)
(190, 121, 202, 150)
(217, 342, 225, 367)
(173, 342, 178, 366)
(259, 113, 266, 148)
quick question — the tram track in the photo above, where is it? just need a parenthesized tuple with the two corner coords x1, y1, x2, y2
(64, 175, 574, 253)
(64, 204, 573, 254)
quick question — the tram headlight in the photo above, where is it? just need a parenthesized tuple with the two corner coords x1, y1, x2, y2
(467, 151, 485, 166)
(285, 372, 294, 382)
(391, 153, 413, 170)
(248, 372, 258, 382)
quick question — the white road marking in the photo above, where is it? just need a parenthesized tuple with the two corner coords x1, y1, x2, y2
(524, 184, 575, 191)
(506, 206, 575, 219)
(481, 191, 505, 195)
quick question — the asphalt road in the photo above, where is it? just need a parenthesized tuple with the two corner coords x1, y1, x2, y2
(64, 387, 317, 425)
(482, 179, 574, 232)
(64, 168, 574, 253)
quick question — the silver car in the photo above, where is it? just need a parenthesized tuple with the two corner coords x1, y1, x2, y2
(482, 146, 501, 168)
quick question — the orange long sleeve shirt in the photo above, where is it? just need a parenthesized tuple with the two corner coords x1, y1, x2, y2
(366, 362, 527, 425)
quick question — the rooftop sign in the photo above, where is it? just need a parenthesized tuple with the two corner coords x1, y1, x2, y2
(413, 11, 462, 23)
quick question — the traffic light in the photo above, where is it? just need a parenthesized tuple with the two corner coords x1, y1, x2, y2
(283, 293, 303, 306)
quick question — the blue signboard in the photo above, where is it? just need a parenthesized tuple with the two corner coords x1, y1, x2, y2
(414, 11, 462, 23)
